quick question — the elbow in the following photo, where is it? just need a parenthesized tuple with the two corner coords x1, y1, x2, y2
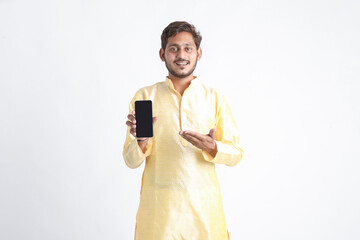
(122, 152, 144, 169)
(125, 161, 142, 169)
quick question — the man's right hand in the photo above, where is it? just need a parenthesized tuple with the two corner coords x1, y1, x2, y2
(126, 110, 158, 151)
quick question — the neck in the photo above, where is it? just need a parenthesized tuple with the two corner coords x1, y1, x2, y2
(168, 74, 195, 95)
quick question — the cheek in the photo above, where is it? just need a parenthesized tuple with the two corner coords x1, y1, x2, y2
(165, 53, 175, 61)
(191, 54, 198, 62)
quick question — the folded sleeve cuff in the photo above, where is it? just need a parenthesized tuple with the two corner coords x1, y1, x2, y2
(123, 138, 153, 168)
(202, 140, 243, 166)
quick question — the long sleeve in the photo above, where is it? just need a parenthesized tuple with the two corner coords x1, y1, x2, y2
(122, 92, 153, 169)
(202, 93, 244, 166)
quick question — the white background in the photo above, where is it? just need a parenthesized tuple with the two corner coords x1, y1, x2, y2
(1, 0, 359, 239)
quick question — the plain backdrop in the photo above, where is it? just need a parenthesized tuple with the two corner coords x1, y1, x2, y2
(1, 0, 359, 239)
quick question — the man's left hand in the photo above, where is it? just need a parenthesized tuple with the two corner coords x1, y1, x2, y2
(179, 128, 218, 157)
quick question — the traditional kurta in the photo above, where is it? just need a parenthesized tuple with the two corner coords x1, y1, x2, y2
(123, 77, 244, 240)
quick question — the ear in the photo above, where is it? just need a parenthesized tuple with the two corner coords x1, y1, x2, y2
(197, 47, 202, 61)
(159, 48, 165, 62)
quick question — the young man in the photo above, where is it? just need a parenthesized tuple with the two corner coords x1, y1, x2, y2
(123, 21, 244, 240)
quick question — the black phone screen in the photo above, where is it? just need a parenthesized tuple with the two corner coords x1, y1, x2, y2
(135, 100, 153, 138)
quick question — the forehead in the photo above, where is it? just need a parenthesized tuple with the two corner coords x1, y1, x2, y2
(166, 32, 196, 47)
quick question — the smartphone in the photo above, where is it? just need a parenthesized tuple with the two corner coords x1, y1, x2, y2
(135, 100, 153, 138)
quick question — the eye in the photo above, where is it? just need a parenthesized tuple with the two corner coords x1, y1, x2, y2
(169, 47, 178, 52)
(185, 47, 192, 52)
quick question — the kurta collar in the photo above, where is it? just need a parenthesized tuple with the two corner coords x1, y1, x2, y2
(165, 76, 198, 92)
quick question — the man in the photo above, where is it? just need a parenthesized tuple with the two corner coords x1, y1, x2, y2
(123, 21, 244, 240)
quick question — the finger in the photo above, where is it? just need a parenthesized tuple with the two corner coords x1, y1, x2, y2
(181, 132, 201, 146)
(127, 114, 136, 122)
(126, 120, 135, 128)
(209, 128, 216, 139)
(130, 128, 136, 137)
(181, 130, 204, 141)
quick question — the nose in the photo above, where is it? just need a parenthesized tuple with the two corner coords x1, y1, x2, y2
(176, 48, 187, 59)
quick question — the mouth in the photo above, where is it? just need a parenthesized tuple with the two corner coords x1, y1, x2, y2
(175, 60, 189, 66)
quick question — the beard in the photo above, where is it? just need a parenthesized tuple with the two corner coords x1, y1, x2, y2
(164, 57, 198, 79)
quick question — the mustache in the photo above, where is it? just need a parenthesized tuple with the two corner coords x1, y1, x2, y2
(174, 59, 189, 63)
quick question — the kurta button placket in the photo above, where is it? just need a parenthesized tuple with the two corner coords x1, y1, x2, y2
(179, 94, 188, 147)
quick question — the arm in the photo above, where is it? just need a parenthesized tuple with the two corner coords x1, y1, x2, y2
(122, 94, 154, 169)
(203, 94, 244, 166)
(179, 93, 244, 166)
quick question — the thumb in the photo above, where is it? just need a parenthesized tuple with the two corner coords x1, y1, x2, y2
(209, 128, 216, 139)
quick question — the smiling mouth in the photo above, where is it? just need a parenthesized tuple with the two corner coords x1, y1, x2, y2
(175, 61, 189, 66)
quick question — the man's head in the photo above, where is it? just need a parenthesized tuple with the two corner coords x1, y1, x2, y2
(159, 21, 202, 80)
(161, 21, 202, 51)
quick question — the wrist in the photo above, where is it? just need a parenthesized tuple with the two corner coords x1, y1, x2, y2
(206, 141, 217, 158)
(137, 138, 149, 153)
(137, 138, 148, 142)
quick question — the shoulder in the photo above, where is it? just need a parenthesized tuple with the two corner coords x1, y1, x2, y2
(195, 81, 223, 99)
(133, 81, 166, 99)
(194, 81, 232, 114)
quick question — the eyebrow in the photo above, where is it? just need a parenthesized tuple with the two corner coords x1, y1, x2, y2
(168, 43, 194, 47)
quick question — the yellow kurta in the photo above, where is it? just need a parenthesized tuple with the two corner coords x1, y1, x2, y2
(123, 77, 244, 240)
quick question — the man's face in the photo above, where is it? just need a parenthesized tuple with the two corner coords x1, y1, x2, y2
(160, 32, 202, 80)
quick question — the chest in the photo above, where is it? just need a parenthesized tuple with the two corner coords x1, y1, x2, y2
(153, 90, 216, 134)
